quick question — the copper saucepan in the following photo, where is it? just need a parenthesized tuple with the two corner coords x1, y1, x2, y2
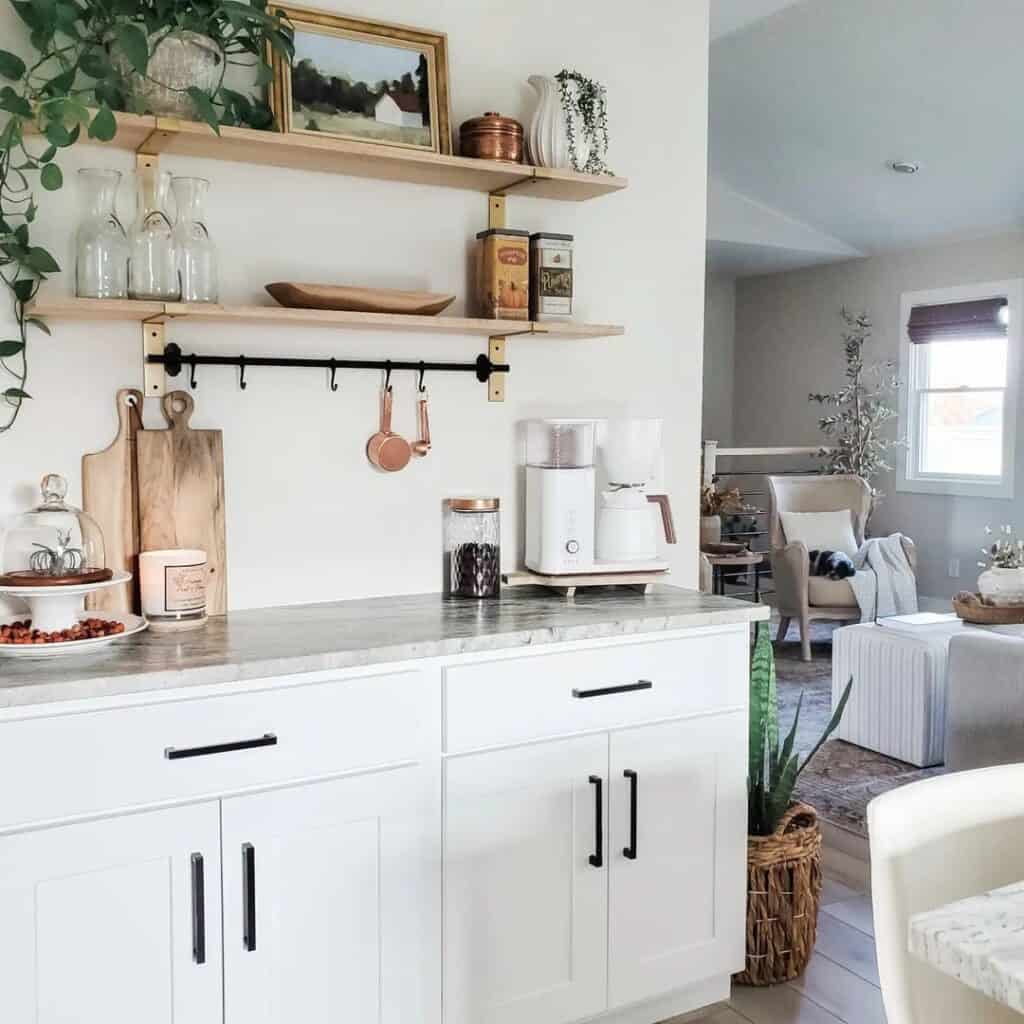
(367, 385, 411, 472)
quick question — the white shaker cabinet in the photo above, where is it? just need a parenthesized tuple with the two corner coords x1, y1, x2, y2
(608, 713, 746, 1007)
(221, 764, 441, 1024)
(444, 734, 610, 1024)
(0, 801, 223, 1024)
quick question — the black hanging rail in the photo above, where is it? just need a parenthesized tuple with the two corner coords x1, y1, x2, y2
(149, 342, 510, 390)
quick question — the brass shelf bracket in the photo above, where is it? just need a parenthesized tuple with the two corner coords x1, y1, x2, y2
(142, 320, 167, 397)
(488, 194, 506, 230)
(488, 335, 507, 402)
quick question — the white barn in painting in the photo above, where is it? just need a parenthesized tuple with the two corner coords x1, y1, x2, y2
(374, 91, 423, 128)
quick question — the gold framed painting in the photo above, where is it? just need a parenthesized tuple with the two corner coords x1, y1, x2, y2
(269, 5, 452, 154)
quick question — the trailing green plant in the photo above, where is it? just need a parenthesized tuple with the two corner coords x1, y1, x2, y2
(555, 68, 612, 176)
(0, 0, 293, 431)
(748, 621, 852, 836)
(809, 308, 903, 509)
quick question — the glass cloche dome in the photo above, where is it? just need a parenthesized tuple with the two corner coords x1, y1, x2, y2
(0, 474, 109, 585)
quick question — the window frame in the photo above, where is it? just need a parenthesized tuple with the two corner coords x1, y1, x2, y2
(897, 279, 1021, 500)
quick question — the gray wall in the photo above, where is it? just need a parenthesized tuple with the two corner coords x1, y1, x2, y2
(733, 230, 1024, 599)
(703, 273, 736, 445)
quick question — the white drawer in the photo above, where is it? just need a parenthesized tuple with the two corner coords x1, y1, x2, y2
(0, 668, 436, 832)
(443, 628, 747, 753)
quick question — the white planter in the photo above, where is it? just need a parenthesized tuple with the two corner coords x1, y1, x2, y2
(978, 567, 1024, 606)
(700, 515, 722, 548)
(525, 75, 572, 169)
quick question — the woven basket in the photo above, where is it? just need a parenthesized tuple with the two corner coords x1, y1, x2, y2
(734, 802, 822, 986)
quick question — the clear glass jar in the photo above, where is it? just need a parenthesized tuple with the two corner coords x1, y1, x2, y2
(446, 498, 501, 598)
(128, 166, 180, 300)
(75, 168, 128, 299)
(172, 176, 218, 302)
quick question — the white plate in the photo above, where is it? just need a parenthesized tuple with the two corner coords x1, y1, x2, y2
(0, 613, 148, 659)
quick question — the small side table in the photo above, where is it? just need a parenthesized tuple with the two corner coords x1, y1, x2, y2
(704, 551, 764, 601)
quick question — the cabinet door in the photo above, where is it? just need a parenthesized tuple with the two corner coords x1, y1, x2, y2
(608, 712, 746, 1008)
(221, 764, 441, 1024)
(444, 734, 608, 1024)
(0, 802, 222, 1024)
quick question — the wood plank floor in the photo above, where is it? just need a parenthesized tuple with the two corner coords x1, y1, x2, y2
(663, 875, 884, 1024)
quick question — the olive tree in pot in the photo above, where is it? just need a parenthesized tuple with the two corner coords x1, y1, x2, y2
(0, 0, 293, 432)
(734, 622, 852, 986)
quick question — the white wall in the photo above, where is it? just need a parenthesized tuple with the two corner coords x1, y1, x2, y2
(733, 230, 1024, 599)
(0, 0, 710, 612)
(703, 273, 735, 445)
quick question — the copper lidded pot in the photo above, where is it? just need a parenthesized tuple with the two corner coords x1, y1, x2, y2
(459, 113, 524, 164)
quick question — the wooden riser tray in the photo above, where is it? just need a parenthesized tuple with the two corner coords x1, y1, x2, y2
(503, 569, 669, 598)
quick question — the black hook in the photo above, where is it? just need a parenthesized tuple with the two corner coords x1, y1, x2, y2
(329, 358, 338, 392)
(189, 357, 198, 390)
(384, 360, 392, 392)
(238, 355, 247, 391)
(417, 362, 426, 393)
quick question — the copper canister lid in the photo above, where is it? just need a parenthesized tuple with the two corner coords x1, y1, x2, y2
(460, 112, 523, 138)
(449, 497, 500, 512)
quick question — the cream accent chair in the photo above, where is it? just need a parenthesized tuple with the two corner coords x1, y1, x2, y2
(767, 474, 916, 661)
(869, 766, 1024, 1024)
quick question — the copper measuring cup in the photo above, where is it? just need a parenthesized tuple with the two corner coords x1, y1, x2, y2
(412, 381, 431, 458)
(367, 384, 411, 472)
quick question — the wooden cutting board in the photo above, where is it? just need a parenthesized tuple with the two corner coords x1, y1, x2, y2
(82, 388, 143, 613)
(136, 391, 227, 615)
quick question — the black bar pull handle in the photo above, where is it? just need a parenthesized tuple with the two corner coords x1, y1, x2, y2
(191, 852, 206, 964)
(166, 733, 277, 760)
(572, 680, 653, 700)
(623, 770, 638, 860)
(588, 775, 604, 868)
(242, 843, 256, 952)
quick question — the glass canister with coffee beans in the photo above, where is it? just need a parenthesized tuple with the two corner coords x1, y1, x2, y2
(446, 497, 501, 598)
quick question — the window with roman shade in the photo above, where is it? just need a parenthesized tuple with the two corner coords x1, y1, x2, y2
(898, 283, 1020, 498)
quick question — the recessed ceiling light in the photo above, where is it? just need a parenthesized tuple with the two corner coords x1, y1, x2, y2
(889, 160, 920, 174)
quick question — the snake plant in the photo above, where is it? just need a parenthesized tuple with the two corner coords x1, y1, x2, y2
(748, 621, 853, 836)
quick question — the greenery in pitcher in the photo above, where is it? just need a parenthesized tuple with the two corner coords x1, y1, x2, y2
(0, 0, 293, 432)
(809, 307, 903, 511)
(748, 621, 852, 836)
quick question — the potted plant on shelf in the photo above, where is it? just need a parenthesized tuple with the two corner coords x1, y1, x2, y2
(700, 483, 747, 548)
(977, 525, 1024, 606)
(734, 622, 852, 986)
(0, 0, 293, 433)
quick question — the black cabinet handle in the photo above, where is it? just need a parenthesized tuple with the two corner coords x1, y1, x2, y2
(623, 770, 638, 860)
(588, 775, 604, 868)
(242, 843, 256, 952)
(572, 680, 653, 699)
(191, 852, 206, 964)
(166, 733, 277, 760)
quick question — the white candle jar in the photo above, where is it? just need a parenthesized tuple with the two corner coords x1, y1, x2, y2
(140, 549, 208, 628)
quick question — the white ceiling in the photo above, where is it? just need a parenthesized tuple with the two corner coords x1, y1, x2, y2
(708, 0, 1024, 275)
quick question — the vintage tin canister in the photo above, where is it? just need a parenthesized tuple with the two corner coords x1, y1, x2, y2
(475, 228, 530, 320)
(529, 232, 574, 321)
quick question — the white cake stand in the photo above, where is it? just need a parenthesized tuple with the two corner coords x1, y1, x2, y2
(0, 571, 133, 633)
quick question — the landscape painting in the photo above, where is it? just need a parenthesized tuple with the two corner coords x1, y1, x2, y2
(272, 9, 451, 154)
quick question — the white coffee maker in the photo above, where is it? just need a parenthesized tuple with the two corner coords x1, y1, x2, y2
(595, 418, 675, 566)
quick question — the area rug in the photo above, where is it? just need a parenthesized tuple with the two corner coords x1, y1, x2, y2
(773, 621, 941, 839)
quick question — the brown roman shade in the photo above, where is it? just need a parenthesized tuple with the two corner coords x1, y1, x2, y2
(907, 297, 1008, 344)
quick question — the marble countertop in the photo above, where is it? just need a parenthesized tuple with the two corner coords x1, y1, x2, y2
(0, 586, 767, 710)
(909, 880, 1024, 1014)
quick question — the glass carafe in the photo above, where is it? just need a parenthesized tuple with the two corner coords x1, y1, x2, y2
(128, 167, 179, 300)
(172, 176, 218, 303)
(75, 169, 128, 299)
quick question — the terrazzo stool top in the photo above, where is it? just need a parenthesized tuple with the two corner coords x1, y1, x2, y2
(909, 880, 1024, 1014)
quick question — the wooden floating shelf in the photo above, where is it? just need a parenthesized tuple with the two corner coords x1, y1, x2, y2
(67, 111, 628, 201)
(30, 297, 625, 340)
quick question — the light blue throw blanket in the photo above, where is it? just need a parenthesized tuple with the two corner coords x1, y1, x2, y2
(848, 533, 919, 622)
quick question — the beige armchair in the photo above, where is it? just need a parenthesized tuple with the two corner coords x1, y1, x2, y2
(768, 474, 916, 661)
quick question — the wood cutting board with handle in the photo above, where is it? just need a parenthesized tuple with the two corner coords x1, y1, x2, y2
(82, 388, 143, 613)
(136, 391, 228, 615)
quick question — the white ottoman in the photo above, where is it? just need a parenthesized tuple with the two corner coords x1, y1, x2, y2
(831, 620, 965, 767)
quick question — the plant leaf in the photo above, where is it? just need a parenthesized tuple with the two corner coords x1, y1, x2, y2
(187, 87, 220, 134)
(115, 23, 149, 75)
(39, 162, 62, 190)
(88, 103, 116, 141)
(3, 387, 31, 400)
(794, 676, 854, 782)
(25, 316, 49, 335)
(0, 50, 27, 81)
(78, 48, 110, 80)
(772, 691, 803, 788)
(0, 340, 25, 357)
(13, 278, 35, 302)
(0, 87, 33, 118)
(25, 245, 59, 273)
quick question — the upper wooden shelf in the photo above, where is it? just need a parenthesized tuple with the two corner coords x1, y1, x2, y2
(78, 111, 628, 201)
(29, 297, 625, 340)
